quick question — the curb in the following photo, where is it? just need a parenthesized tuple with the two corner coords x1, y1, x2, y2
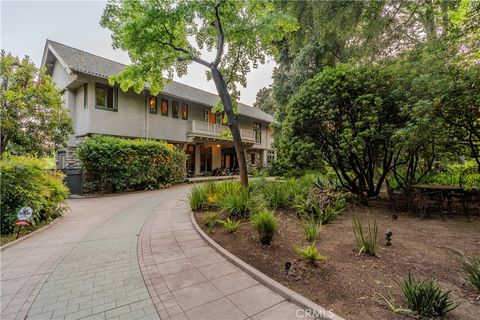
(190, 211, 345, 320)
(1, 215, 65, 251)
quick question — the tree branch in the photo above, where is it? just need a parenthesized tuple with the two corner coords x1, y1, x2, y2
(212, 1, 225, 68)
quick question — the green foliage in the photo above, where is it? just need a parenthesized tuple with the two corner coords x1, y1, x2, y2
(219, 218, 241, 233)
(320, 205, 339, 225)
(253, 86, 275, 116)
(189, 184, 210, 211)
(218, 187, 255, 219)
(250, 211, 278, 245)
(301, 219, 321, 242)
(262, 182, 290, 209)
(202, 212, 219, 233)
(218, 130, 233, 140)
(422, 161, 480, 190)
(396, 272, 458, 319)
(0, 51, 72, 156)
(296, 241, 327, 263)
(462, 256, 480, 293)
(352, 212, 378, 256)
(0, 155, 68, 234)
(77, 135, 186, 192)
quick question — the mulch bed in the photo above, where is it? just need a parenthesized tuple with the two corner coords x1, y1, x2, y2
(195, 200, 480, 320)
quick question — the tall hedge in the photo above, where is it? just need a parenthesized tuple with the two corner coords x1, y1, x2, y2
(77, 135, 187, 192)
(0, 155, 68, 234)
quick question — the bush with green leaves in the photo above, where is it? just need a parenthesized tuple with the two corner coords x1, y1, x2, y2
(77, 135, 186, 192)
(189, 184, 210, 211)
(296, 241, 327, 263)
(219, 218, 241, 233)
(251, 211, 278, 245)
(423, 161, 480, 190)
(0, 155, 68, 234)
(396, 272, 458, 318)
(302, 219, 322, 241)
(263, 182, 291, 209)
(462, 256, 480, 293)
(218, 187, 256, 219)
(352, 212, 378, 256)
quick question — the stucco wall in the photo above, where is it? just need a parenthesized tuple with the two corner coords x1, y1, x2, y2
(51, 60, 75, 88)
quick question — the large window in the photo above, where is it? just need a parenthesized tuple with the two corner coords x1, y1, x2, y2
(95, 83, 118, 111)
(181, 103, 188, 120)
(148, 96, 157, 114)
(172, 100, 179, 118)
(83, 83, 88, 108)
(253, 122, 262, 144)
(161, 99, 168, 116)
(216, 112, 223, 125)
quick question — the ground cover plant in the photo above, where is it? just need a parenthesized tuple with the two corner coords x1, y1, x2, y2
(352, 212, 378, 256)
(296, 241, 326, 263)
(251, 210, 278, 245)
(462, 256, 480, 293)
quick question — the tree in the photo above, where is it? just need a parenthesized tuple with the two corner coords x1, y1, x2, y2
(0, 51, 72, 157)
(280, 63, 405, 204)
(253, 86, 275, 116)
(100, 0, 297, 187)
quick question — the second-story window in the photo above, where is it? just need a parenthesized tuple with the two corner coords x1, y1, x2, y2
(204, 109, 209, 122)
(149, 96, 157, 114)
(161, 99, 168, 116)
(83, 83, 88, 108)
(254, 121, 262, 144)
(95, 83, 118, 111)
(182, 103, 188, 120)
(172, 100, 179, 118)
(216, 112, 223, 125)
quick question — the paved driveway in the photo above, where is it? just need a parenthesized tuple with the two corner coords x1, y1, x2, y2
(1, 185, 325, 320)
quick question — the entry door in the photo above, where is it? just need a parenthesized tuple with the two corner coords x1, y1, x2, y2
(209, 112, 216, 124)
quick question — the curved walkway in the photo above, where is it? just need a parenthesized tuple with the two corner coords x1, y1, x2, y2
(1, 185, 333, 320)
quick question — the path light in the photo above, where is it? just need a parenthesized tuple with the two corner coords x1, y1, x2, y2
(385, 230, 393, 246)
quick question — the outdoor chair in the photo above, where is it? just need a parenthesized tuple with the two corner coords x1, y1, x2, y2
(417, 191, 445, 220)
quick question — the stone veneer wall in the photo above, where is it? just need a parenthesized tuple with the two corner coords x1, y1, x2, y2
(245, 149, 264, 171)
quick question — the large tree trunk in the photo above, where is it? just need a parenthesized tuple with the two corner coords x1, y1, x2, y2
(210, 68, 249, 187)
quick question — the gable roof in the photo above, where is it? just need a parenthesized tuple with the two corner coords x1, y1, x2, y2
(44, 40, 274, 123)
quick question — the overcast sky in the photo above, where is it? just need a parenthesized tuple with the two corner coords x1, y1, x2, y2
(1, 0, 275, 105)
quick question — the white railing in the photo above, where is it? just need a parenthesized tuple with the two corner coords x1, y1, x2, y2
(188, 120, 255, 142)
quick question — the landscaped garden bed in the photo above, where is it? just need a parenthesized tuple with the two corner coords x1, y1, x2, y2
(191, 178, 480, 320)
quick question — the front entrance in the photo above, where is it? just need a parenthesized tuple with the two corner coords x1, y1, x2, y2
(200, 145, 212, 172)
(221, 148, 238, 170)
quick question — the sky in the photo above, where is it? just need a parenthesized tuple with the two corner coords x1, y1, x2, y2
(1, 0, 276, 105)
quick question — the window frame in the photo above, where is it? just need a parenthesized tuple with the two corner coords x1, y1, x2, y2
(172, 100, 179, 118)
(253, 121, 262, 144)
(95, 82, 118, 111)
(83, 83, 88, 109)
(161, 98, 169, 116)
(148, 95, 157, 114)
(181, 103, 188, 120)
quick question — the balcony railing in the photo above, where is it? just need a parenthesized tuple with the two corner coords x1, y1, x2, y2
(188, 120, 256, 142)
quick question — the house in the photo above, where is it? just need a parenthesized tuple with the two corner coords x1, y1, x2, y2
(41, 40, 275, 178)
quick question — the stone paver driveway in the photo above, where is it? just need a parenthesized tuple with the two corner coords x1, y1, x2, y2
(1, 185, 320, 320)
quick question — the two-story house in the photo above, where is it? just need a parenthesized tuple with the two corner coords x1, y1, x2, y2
(42, 40, 275, 177)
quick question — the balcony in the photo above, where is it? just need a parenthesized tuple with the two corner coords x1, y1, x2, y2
(187, 120, 255, 143)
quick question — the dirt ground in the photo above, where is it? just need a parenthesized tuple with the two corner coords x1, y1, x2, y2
(195, 200, 480, 320)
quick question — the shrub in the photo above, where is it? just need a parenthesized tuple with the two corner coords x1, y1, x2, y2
(296, 241, 327, 263)
(219, 218, 241, 233)
(352, 212, 378, 256)
(77, 135, 186, 192)
(189, 184, 210, 211)
(251, 211, 278, 245)
(302, 219, 322, 241)
(0, 155, 68, 234)
(319, 205, 339, 224)
(263, 182, 290, 209)
(462, 256, 480, 293)
(203, 212, 219, 233)
(396, 272, 458, 318)
(218, 187, 255, 219)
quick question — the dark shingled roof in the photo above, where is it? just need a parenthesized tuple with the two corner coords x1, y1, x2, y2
(46, 40, 274, 123)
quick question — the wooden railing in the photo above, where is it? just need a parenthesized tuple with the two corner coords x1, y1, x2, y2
(188, 120, 256, 142)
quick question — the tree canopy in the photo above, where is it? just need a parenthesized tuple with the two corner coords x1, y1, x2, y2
(0, 51, 72, 157)
(101, 0, 297, 186)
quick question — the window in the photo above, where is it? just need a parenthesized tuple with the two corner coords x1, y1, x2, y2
(181, 103, 188, 120)
(251, 152, 256, 164)
(95, 83, 118, 110)
(216, 112, 223, 125)
(161, 99, 168, 116)
(253, 122, 262, 144)
(204, 109, 209, 122)
(172, 100, 179, 118)
(83, 83, 88, 108)
(267, 149, 276, 164)
(148, 96, 157, 114)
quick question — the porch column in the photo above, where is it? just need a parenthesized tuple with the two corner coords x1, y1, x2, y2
(194, 144, 201, 175)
